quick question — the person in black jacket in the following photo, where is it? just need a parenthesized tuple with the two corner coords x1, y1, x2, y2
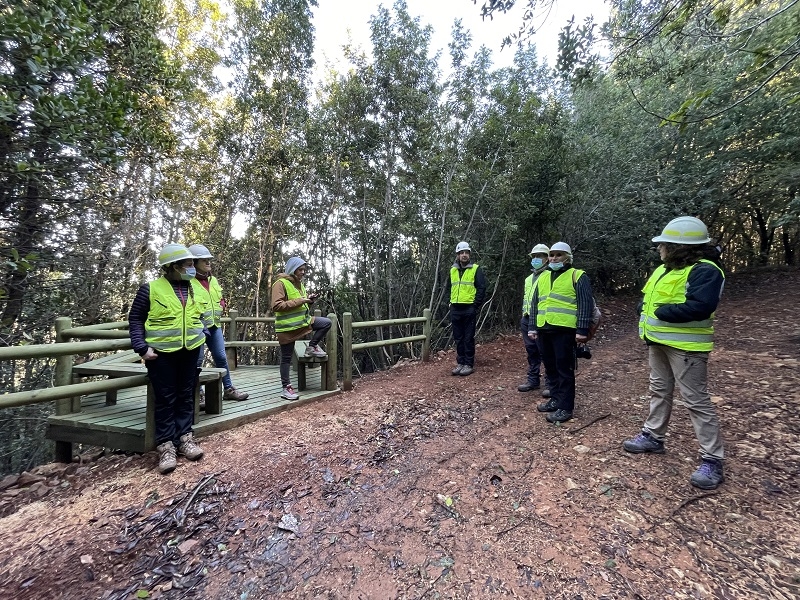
(623, 216, 726, 490)
(528, 242, 593, 423)
(445, 241, 487, 376)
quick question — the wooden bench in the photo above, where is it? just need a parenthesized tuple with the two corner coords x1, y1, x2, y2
(292, 341, 328, 391)
(73, 350, 227, 449)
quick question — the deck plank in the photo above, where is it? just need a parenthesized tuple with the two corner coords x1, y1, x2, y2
(47, 365, 337, 453)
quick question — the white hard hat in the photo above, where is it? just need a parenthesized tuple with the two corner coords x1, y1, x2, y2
(529, 243, 550, 255)
(188, 244, 213, 259)
(652, 216, 710, 245)
(455, 241, 471, 253)
(158, 243, 194, 266)
(550, 241, 572, 254)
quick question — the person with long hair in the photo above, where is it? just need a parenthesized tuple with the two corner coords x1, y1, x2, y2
(623, 216, 726, 490)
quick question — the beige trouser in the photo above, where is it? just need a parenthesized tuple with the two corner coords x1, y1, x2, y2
(643, 344, 724, 461)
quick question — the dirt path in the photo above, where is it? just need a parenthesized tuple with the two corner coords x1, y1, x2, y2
(0, 269, 798, 599)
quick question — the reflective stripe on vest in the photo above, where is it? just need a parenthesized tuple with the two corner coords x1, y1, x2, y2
(145, 277, 206, 352)
(638, 259, 724, 352)
(522, 272, 543, 316)
(450, 264, 479, 304)
(192, 276, 224, 327)
(275, 279, 311, 332)
(535, 269, 583, 329)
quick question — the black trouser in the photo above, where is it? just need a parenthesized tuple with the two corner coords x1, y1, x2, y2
(145, 346, 202, 446)
(537, 328, 576, 411)
(451, 305, 477, 367)
(279, 317, 333, 386)
(520, 315, 543, 384)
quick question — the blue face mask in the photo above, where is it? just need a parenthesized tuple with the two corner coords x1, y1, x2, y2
(550, 262, 565, 271)
(180, 267, 197, 281)
(531, 257, 545, 269)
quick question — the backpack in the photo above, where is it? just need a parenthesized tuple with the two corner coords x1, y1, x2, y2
(573, 270, 602, 341)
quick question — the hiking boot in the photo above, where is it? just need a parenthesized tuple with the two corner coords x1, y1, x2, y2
(198, 388, 206, 412)
(451, 365, 464, 375)
(690, 459, 724, 490)
(281, 384, 299, 401)
(177, 432, 204, 461)
(305, 344, 327, 358)
(223, 386, 249, 401)
(537, 398, 558, 412)
(459, 365, 474, 376)
(541, 388, 551, 398)
(622, 431, 665, 454)
(518, 380, 540, 392)
(546, 409, 573, 424)
(157, 441, 177, 474)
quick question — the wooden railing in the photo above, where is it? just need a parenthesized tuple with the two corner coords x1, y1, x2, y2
(1, 307, 428, 459)
(341, 308, 431, 391)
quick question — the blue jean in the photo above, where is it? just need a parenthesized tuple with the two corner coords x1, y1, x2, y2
(279, 317, 333, 386)
(196, 326, 233, 389)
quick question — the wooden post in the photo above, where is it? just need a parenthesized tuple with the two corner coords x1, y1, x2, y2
(54, 317, 74, 463)
(422, 308, 431, 362)
(326, 312, 338, 391)
(226, 309, 238, 371)
(342, 312, 353, 391)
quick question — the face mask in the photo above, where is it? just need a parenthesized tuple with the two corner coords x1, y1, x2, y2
(180, 267, 197, 281)
(531, 258, 544, 269)
(550, 262, 564, 271)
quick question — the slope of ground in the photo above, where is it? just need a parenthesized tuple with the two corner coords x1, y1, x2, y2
(0, 268, 798, 600)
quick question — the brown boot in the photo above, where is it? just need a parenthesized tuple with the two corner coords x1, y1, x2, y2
(157, 441, 177, 474)
(223, 386, 249, 401)
(177, 432, 204, 461)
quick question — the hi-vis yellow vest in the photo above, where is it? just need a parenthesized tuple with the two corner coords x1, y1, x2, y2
(639, 259, 724, 352)
(450, 264, 479, 304)
(145, 277, 205, 352)
(275, 279, 312, 332)
(522, 272, 544, 317)
(192, 276, 224, 328)
(535, 269, 584, 329)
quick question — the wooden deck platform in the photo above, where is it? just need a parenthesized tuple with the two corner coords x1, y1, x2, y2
(46, 364, 339, 453)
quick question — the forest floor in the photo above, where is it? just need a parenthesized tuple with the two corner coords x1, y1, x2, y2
(0, 268, 799, 600)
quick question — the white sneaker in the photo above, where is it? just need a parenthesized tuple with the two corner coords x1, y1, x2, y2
(305, 344, 327, 358)
(281, 384, 299, 401)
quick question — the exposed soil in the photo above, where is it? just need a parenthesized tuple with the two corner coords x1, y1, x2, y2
(0, 268, 798, 600)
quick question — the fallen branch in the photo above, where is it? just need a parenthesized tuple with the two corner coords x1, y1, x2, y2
(494, 515, 532, 538)
(176, 472, 221, 527)
(668, 491, 718, 519)
(568, 413, 611, 434)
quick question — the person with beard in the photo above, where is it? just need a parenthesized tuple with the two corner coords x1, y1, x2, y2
(623, 216, 726, 490)
(446, 241, 487, 377)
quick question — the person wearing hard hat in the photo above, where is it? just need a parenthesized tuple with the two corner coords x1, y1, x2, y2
(271, 257, 332, 401)
(623, 216, 726, 490)
(128, 243, 209, 475)
(446, 241, 487, 376)
(518, 244, 552, 392)
(527, 241, 594, 424)
(189, 244, 249, 403)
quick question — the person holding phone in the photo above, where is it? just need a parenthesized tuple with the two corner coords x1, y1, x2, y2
(270, 256, 332, 401)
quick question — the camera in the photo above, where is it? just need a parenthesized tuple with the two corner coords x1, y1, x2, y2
(575, 345, 592, 360)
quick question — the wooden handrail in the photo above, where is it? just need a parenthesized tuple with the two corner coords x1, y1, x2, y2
(341, 308, 431, 391)
(0, 375, 148, 409)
